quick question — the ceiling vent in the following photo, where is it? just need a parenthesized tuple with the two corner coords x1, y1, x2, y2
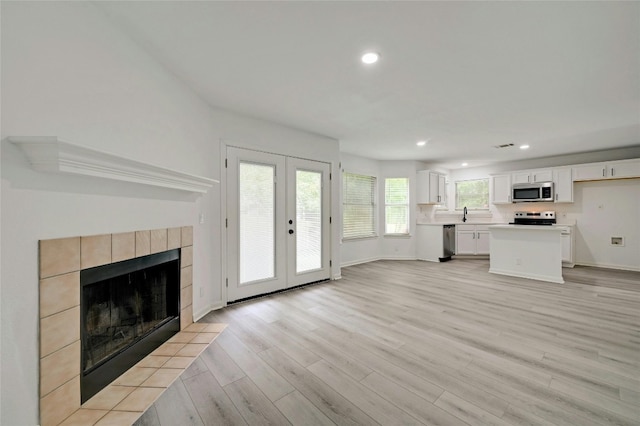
(493, 143, 515, 149)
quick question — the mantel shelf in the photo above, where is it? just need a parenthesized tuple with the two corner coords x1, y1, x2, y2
(8, 136, 218, 193)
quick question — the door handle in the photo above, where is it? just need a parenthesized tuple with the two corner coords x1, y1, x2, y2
(289, 229, 294, 235)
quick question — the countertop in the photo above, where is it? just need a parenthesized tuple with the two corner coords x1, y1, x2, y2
(417, 222, 574, 227)
(489, 224, 564, 231)
(416, 222, 504, 226)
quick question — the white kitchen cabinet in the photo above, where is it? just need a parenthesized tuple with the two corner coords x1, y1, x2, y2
(456, 224, 490, 255)
(417, 170, 446, 205)
(573, 159, 640, 181)
(572, 162, 607, 180)
(557, 225, 574, 267)
(512, 169, 553, 184)
(456, 230, 476, 254)
(608, 159, 640, 179)
(490, 174, 511, 204)
(553, 167, 573, 203)
(476, 229, 491, 254)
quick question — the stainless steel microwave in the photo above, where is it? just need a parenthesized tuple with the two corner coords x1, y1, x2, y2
(512, 182, 554, 202)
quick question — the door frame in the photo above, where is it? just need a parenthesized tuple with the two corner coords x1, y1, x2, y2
(220, 141, 335, 304)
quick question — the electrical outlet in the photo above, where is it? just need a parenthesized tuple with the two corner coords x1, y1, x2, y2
(611, 237, 624, 246)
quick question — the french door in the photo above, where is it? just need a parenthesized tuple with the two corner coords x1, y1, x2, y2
(226, 147, 331, 302)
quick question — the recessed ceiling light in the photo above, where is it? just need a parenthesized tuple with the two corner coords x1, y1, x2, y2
(416, 140, 427, 147)
(461, 162, 468, 167)
(361, 52, 380, 64)
(520, 144, 530, 150)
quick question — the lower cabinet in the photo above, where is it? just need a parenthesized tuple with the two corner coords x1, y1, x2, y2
(558, 226, 575, 267)
(456, 225, 490, 255)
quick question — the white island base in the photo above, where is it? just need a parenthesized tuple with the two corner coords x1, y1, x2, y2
(488, 225, 564, 284)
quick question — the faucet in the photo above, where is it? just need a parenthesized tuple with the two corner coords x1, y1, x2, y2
(463, 206, 468, 222)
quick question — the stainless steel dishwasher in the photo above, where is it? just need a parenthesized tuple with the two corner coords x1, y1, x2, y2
(441, 224, 456, 261)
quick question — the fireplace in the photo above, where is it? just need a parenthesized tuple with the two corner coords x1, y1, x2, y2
(80, 249, 180, 403)
(38, 227, 196, 426)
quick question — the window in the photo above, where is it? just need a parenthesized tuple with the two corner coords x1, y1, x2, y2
(385, 177, 409, 234)
(455, 178, 489, 210)
(342, 172, 377, 239)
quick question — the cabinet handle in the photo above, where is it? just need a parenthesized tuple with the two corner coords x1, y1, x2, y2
(611, 168, 615, 176)
(472, 233, 475, 239)
(477, 233, 480, 239)
(555, 193, 558, 201)
(602, 168, 606, 177)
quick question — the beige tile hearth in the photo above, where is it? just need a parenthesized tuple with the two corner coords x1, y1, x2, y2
(162, 356, 196, 369)
(140, 368, 183, 388)
(70, 326, 226, 426)
(112, 367, 157, 387)
(113, 387, 165, 412)
(82, 386, 136, 411)
(38, 226, 205, 426)
(94, 411, 145, 426)
(59, 409, 109, 426)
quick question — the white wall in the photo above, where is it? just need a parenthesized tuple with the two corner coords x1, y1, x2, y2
(569, 180, 639, 270)
(0, 2, 338, 424)
(339, 153, 381, 267)
(339, 154, 425, 266)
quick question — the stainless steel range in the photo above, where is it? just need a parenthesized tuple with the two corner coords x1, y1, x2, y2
(510, 211, 556, 226)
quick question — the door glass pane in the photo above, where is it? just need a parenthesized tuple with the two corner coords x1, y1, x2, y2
(239, 162, 275, 284)
(296, 170, 322, 273)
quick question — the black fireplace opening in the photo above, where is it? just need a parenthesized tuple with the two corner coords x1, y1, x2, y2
(80, 249, 180, 403)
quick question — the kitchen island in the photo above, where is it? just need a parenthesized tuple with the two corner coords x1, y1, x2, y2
(488, 225, 564, 283)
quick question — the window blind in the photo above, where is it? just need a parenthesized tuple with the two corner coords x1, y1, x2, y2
(385, 177, 409, 234)
(343, 172, 377, 239)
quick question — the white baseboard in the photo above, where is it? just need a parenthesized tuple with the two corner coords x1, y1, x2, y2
(380, 256, 417, 261)
(575, 261, 640, 272)
(341, 256, 422, 268)
(489, 268, 565, 284)
(193, 301, 226, 322)
(340, 257, 381, 268)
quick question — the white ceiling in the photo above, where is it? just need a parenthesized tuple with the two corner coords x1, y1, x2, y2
(97, 1, 640, 169)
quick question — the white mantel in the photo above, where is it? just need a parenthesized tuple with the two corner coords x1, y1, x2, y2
(8, 136, 218, 193)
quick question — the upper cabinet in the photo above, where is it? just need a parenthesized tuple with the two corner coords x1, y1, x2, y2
(490, 174, 511, 204)
(511, 168, 553, 184)
(573, 159, 640, 181)
(553, 167, 573, 203)
(417, 170, 446, 205)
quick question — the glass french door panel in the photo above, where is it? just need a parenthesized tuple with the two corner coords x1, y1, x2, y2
(239, 162, 275, 284)
(296, 170, 322, 273)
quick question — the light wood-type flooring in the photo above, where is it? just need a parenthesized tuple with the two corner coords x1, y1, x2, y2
(134, 259, 640, 425)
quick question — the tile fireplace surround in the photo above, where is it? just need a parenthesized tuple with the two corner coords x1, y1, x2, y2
(38, 226, 225, 426)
